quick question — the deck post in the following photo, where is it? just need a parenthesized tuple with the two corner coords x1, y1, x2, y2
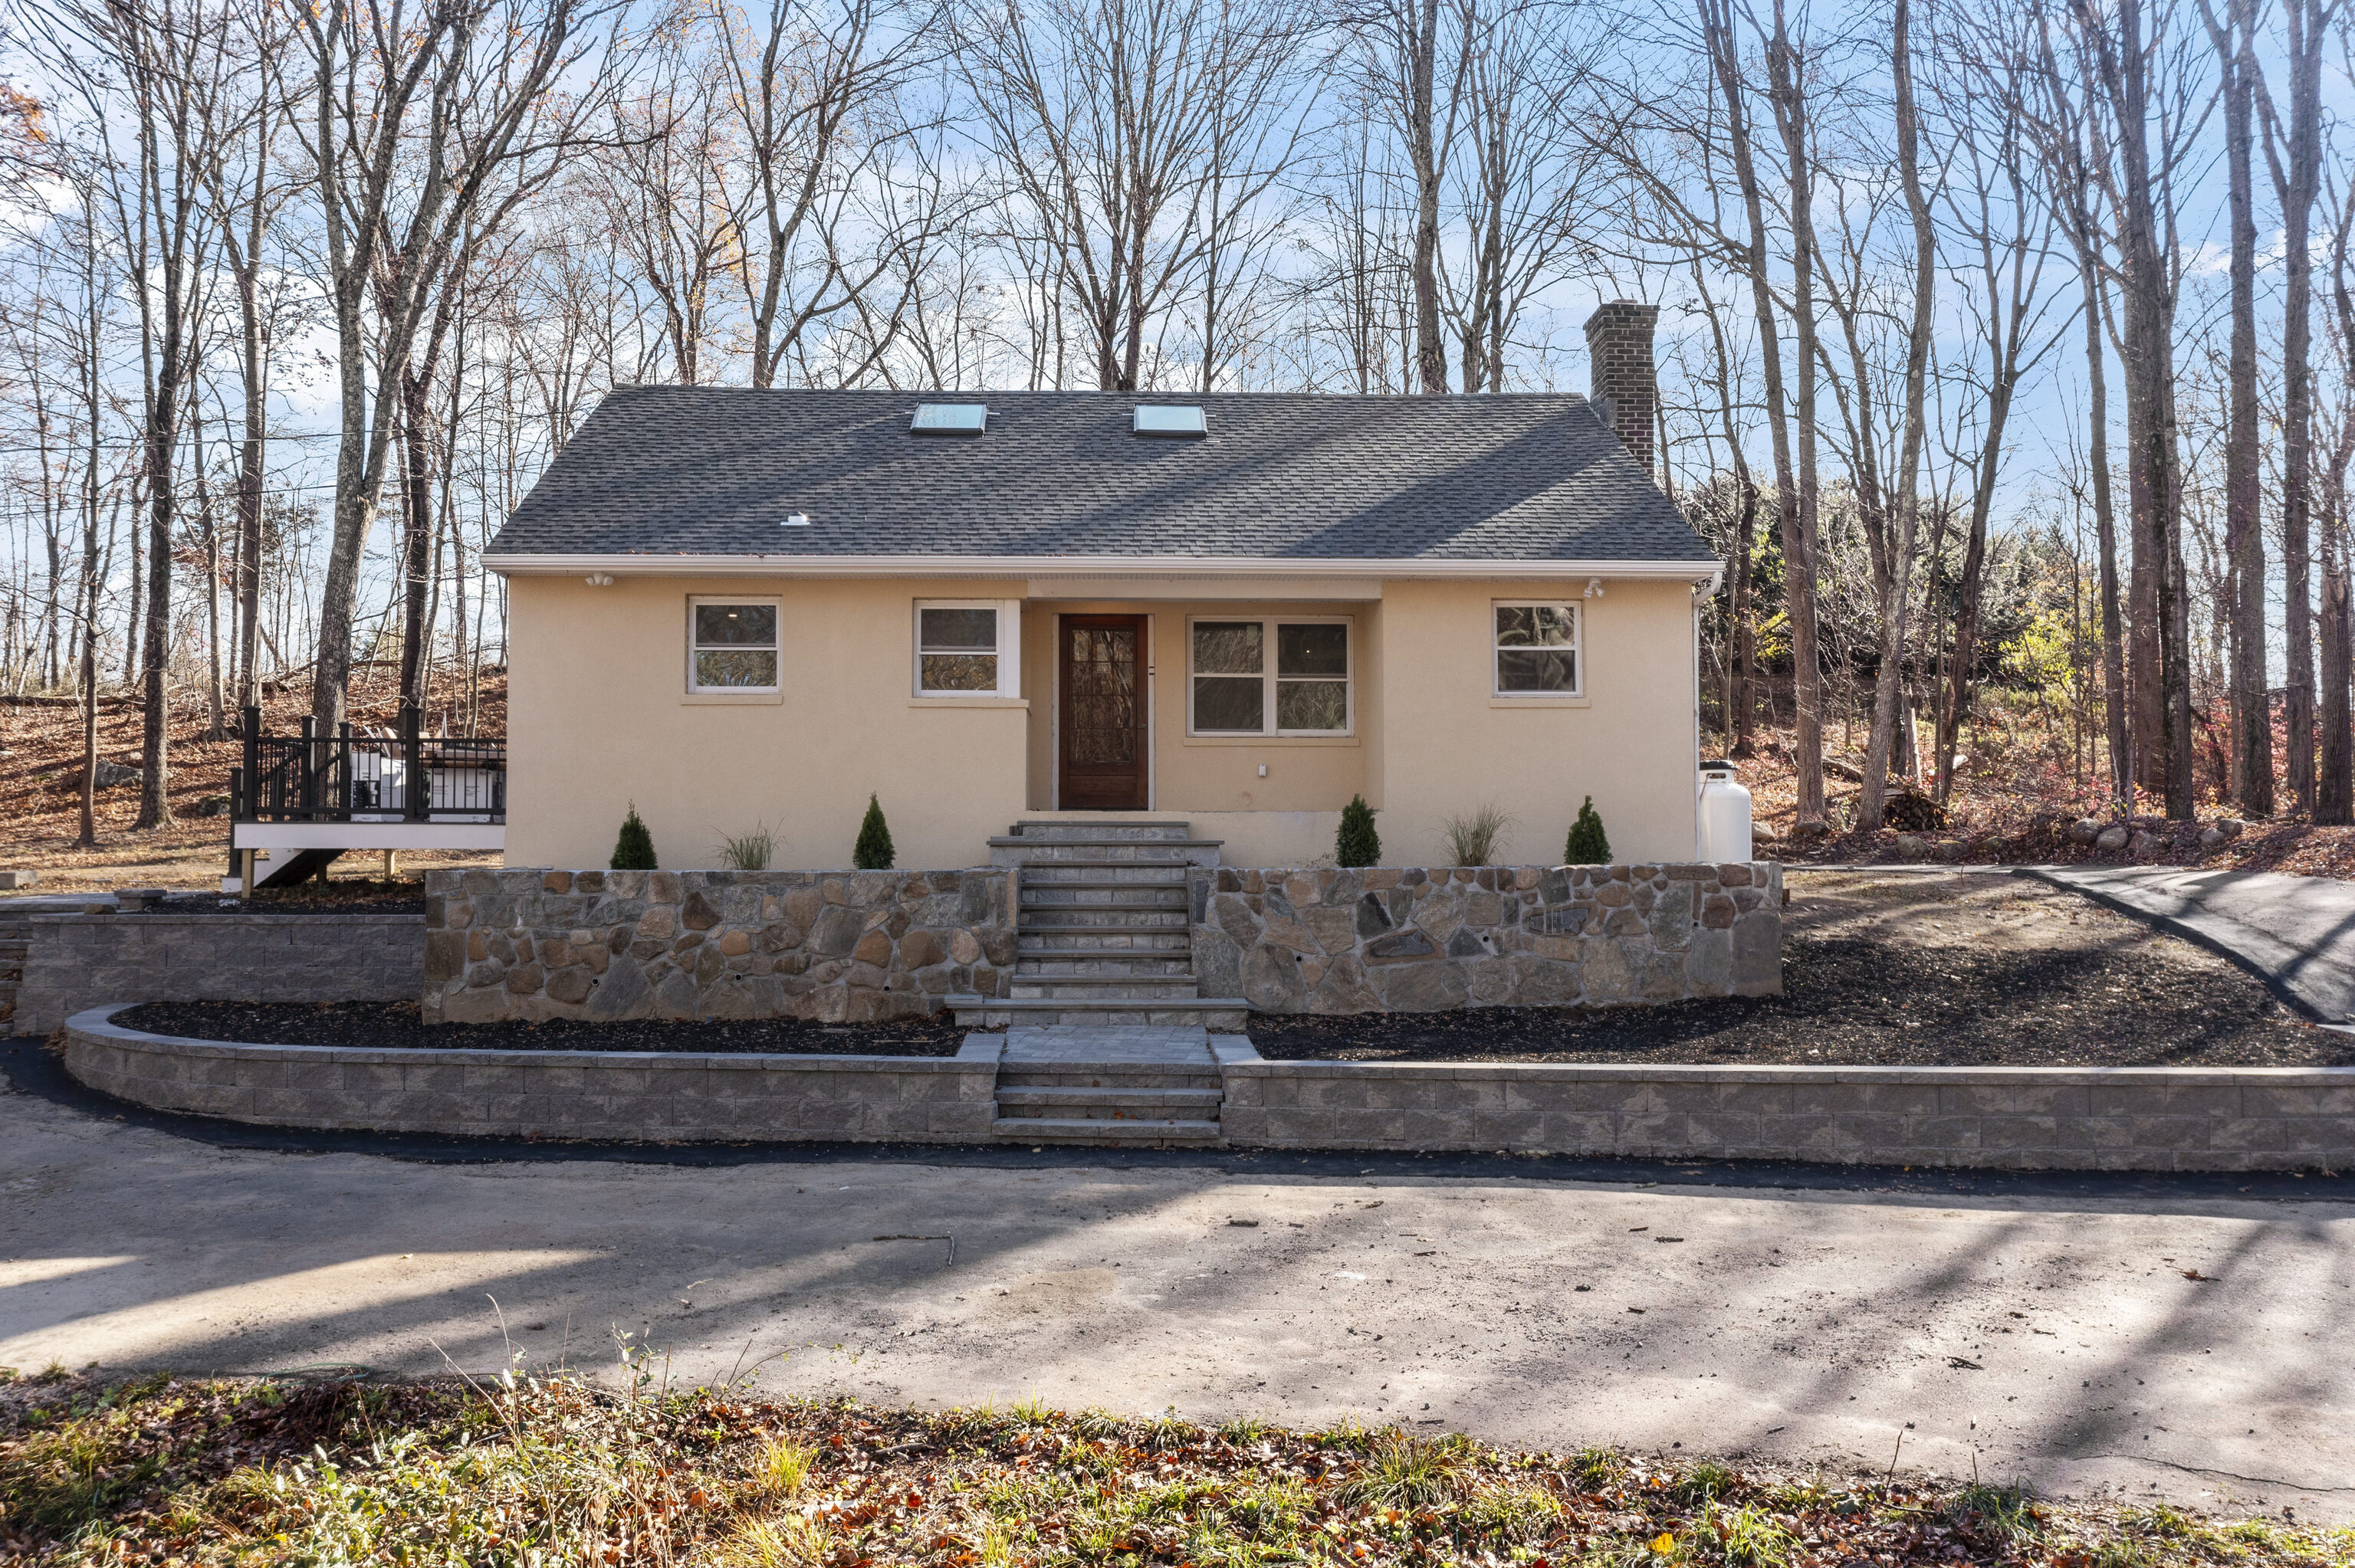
(299, 716, 316, 819)
(241, 706, 259, 806)
(338, 722, 354, 817)
(402, 704, 425, 822)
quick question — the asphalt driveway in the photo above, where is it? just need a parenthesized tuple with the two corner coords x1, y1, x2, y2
(3, 1079, 2350, 1525)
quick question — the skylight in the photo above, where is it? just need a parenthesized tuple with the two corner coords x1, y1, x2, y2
(1132, 404, 1207, 438)
(911, 402, 988, 435)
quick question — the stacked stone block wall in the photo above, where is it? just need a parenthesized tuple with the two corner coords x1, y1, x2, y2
(65, 1006, 1000, 1142)
(423, 868, 1014, 1024)
(1190, 862, 1780, 1014)
(12, 914, 421, 1036)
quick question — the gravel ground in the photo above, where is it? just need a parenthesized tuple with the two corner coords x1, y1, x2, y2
(1246, 870, 2351, 1066)
(113, 999, 968, 1056)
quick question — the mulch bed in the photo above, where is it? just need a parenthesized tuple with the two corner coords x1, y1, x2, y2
(112, 999, 967, 1056)
(1245, 930, 2355, 1067)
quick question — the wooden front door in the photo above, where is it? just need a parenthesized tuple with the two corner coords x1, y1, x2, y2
(1059, 615, 1149, 810)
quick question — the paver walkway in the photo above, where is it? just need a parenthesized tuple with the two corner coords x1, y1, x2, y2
(2028, 864, 2355, 1022)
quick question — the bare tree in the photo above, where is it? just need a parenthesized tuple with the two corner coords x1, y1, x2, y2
(291, 0, 622, 736)
(1856, 0, 1940, 829)
(2252, 0, 2340, 815)
(958, 0, 1302, 391)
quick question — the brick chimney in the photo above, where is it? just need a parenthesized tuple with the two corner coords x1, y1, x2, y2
(1583, 301, 1660, 479)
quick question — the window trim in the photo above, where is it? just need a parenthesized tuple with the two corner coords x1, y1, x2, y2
(912, 599, 1022, 698)
(1184, 614, 1355, 737)
(1491, 599, 1582, 698)
(686, 595, 783, 695)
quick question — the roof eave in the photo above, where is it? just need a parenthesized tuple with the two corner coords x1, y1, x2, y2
(483, 551, 1723, 588)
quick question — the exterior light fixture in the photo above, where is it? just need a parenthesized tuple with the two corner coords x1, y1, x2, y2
(585, 572, 615, 587)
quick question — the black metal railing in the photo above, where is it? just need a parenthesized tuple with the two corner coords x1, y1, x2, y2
(230, 705, 506, 824)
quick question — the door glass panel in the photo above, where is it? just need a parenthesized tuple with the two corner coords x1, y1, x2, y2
(1067, 627, 1138, 765)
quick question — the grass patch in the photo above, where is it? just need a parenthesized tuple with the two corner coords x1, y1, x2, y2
(2, 1371, 2349, 1566)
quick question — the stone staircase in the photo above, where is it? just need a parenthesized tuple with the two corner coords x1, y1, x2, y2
(0, 920, 28, 1035)
(949, 821, 1246, 1028)
(991, 1041, 1227, 1146)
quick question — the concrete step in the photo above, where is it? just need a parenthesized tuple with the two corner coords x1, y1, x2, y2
(1020, 864, 1189, 884)
(991, 1115, 1223, 1145)
(1017, 904, 1187, 927)
(996, 1086, 1224, 1116)
(1006, 820, 1198, 842)
(990, 838, 1223, 868)
(1020, 931, 1192, 953)
(1020, 888, 1188, 910)
(951, 996, 1249, 1029)
(1016, 955, 1195, 976)
(1010, 976, 1200, 1000)
(998, 1068, 1223, 1090)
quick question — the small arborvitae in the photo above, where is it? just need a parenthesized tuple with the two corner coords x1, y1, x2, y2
(853, 793, 895, 870)
(1335, 792, 1381, 868)
(610, 802, 657, 871)
(1563, 795, 1611, 864)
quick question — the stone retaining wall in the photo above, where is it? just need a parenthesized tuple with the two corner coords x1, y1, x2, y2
(11, 914, 422, 1036)
(422, 868, 1016, 1024)
(1217, 1060, 2355, 1171)
(64, 1005, 1000, 1141)
(62, 1008, 2350, 1169)
(1189, 862, 1781, 1013)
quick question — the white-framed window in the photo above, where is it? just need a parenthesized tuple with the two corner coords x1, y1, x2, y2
(1493, 601, 1580, 695)
(1187, 616, 1352, 735)
(688, 596, 780, 692)
(913, 600, 1021, 697)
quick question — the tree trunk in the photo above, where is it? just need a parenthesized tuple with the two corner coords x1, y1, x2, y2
(1857, 0, 1937, 831)
(2201, 0, 2271, 815)
(398, 367, 435, 710)
(1408, 0, 1446, 394)
(2274, 0, 2327, 813)
(1767, 0, 1825, 825)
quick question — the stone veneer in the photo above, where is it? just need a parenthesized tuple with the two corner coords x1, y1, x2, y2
(422, 868, 1015, 1024)
(1188, 862, 1781, 1014)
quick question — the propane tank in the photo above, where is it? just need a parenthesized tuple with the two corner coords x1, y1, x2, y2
(1696, 760, 1754, 862)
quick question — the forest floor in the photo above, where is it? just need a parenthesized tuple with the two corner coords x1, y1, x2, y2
(1738, 695, 2355, 879)
(0, 671, 504, 894)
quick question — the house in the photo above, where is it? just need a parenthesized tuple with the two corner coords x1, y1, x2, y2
(483, 303, 1723, 873)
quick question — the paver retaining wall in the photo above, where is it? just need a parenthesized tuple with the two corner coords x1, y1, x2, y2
(1189, 862, 1782, 1013)
(12, 914, 422, 1036)
(62, 1007, 2351, 1170)
(62, 1006, 1000, 1141)
(422, 868, 1017, 1025)
(1215, 1060, 2355, 1171)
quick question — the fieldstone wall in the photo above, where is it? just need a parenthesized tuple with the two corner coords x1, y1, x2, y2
(423, 868, 1014, 1025)
(1189, 862, 1781, 1014)
(12, 914, 422, 1036)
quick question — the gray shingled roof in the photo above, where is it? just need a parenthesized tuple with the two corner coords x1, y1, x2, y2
(488, 387, 1718, 564)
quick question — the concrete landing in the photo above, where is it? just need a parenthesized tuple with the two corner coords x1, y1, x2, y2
(998, 1024, 1222, 1065)
(2029, 864, 2355, 1023)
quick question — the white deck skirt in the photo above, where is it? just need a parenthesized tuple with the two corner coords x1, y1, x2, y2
(232, 821, 505, 852)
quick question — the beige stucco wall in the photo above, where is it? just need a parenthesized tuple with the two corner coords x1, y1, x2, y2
(504, 575, 1031, 871)
(502, 573, 1701, 870)
(1367, 578, 1700, 868)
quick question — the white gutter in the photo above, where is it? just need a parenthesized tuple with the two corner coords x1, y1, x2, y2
(484, 552, 1725, 589)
